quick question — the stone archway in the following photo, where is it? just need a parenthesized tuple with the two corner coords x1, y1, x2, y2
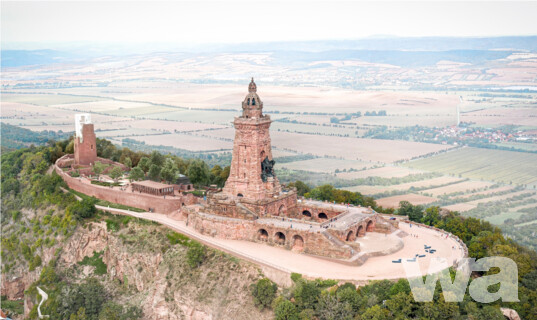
(302, 210, 312, 218)
(357, 225, 365, 237)
(292, 235, 304, 251)
(366, 220, 374, 232)
(275, 232, 286, 245)
(318, 212, 328, 220)
(346, 230, 355, 241)
(237, 193, 244, 197)
(257, 229, 269, 241)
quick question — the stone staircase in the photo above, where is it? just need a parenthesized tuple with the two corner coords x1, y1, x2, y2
(236, 202, 259, 219)
(321, 230, 347, 248)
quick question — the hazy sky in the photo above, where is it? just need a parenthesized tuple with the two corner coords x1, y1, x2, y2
(2, 1, 537, 48)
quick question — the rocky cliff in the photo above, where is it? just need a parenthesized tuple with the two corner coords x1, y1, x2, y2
(3, 217, 273, 320)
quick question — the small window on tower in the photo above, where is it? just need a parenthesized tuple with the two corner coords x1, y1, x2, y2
(91, 144, 94, 150)
(247, 98, 250, 105)
(252, 98, 256, 105)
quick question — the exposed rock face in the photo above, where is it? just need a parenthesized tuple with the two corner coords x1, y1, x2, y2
(501, 307, 521, 320)
(3, 218, 270, 320)
(55, 222, 270, 320)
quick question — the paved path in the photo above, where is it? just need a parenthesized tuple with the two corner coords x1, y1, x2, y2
(98, 205, 465, 281)
(36, 287, 49, 319)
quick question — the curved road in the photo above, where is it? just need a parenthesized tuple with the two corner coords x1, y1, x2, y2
(96, 205, 465, 281)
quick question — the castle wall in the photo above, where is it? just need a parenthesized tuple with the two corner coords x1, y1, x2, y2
(186, 211, 353, 260)
(55, 159, 196, 214)
(295, 204, 343, 221)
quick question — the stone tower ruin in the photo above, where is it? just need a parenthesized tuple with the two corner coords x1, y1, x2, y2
(74, 113, 97, 166)
(223, 78, 282, 200)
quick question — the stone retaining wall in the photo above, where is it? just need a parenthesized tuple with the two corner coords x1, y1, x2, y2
(186, 211, 353, 260)
(55, 156, 195, 214)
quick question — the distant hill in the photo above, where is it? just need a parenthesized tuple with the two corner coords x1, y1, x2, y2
(270, 49, 515, 67)
(2, 36, 536, 68)
(0, 123, 72, 151)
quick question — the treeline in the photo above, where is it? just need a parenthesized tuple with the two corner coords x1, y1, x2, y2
(87, 138, 230, 187)
(288, 181, 388, 213)
(0, 123, 71, 152)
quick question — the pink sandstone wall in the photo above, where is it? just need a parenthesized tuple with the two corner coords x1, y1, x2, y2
(186, 211, 353, 259)
(55, 165, 195, 214)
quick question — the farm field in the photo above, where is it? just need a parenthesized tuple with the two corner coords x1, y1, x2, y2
(494, 141, 537, 152)
(442, 203, 477, 212)
(467, 190, 536, 206)
(422, 180, 494, 197)
(271, 121, 364, 137)
(276, 158, 373, 173)
(403, 147, 537, 187)
(51, 99, 161, 113)
(341, 175, 464, 195)
(336, 166, 424, 180)
(461, 107, 537, 127)
(485, 211, 527, 225)
(1, 93, 105, 105)
(375, 194, 438, 208)
(455, 185, 514, 199)
(270, 132, 452, 163)
(124, 133, 234, 152)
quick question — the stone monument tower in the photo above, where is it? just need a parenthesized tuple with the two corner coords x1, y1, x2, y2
(74, 114, 97, 166)
(223, 78, 282, 200)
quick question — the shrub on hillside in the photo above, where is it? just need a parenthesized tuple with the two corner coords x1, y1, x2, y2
(186, 241, 206, 268)
(251, 278, 278, 309)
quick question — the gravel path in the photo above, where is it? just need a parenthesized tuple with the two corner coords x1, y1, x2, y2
(98, 205, 465, 281)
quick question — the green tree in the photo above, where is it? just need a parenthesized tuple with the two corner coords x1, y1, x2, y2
(128, 167, 145, 182)
(316, 292, 353, 320)
(336, 286, 360, 313)
(92, 161, 105, 178)
(210, 165, 223, 185)
(361, 305, 390, 320)
(220, 166, 230, 184)
(67, 198, 97, 219)
(422, 206, 441, 226)
(69, 307, 88, 320)
(122, 157, 132, 168)
(187, 159, 210, 186)
(186, 242, 206, 268)
(293, 280, 321, 311)
(274, 300, 299, 320)
(398, 201, 423, 222)
(289, 181, 311, 196)
(148, 164, 161, 181)
(251, 278, 277, 309)
(385, 292, 413, 319)
(98, 302, 122, 320)
(109, 166, 123, 182)
(150, 151, 164, 166)
(522, 270, 537, 290)
(161, 158, 178, 183)
(137, 157, 151, 173)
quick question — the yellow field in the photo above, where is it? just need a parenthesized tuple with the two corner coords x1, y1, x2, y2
(271, 132, 452, 163)
(336, 166, 424, 180)
(277, 158, 373, 173)
(376, 194, 438, 208)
